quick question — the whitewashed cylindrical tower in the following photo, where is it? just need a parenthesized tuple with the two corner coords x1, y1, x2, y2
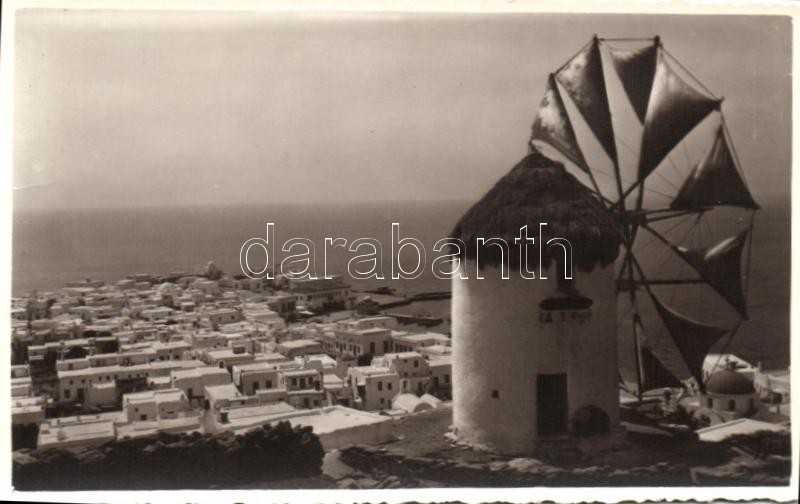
(450, 150, 622, 455)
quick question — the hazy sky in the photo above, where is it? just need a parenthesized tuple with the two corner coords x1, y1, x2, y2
(13, 10, 791, 209)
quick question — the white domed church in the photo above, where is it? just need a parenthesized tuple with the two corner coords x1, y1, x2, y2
(701, 362, 759, 422)
(449, 148, 622, 455)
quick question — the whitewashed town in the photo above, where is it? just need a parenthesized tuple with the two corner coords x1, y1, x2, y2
(11, 263, 454, 453)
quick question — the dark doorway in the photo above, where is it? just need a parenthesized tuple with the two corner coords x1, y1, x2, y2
(537, 373, 568, 437)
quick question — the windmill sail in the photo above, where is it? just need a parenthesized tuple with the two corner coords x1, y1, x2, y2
(556, 37, 618, 163)
(638, 52, 721, 181)
(608, 39, 659, 123)
(534, 36, 756, 402)
(652, 296, 729, 392)
(671, 126, 759, 210)
(672, 230, 750, 318)
(640, 344, 683, 392)
(530, 74, 590, 173)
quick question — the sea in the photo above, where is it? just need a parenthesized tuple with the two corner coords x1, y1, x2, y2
(12, 197, 791, 374)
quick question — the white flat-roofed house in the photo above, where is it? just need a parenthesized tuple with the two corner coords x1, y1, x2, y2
(418, 344, 452, 359)
(205, 383, 258, 415)
(202, 347, 255, 372)
(85, 381, 118, 408)
(219, 320, 260, 337)
(427, 355, 453, 399)
(146, 359, 203, 377)
(232, 360, 298, 396)
(347, 366, 400, 411)
(337, 316, 398, 331)
(222, 333, 258, 354)
(140, 306, 174, 322)
(289, 276, 351, 312)
(87, 353, 121, 368)
(12, 396, 46, 425)
(123, 388, 191, 423)
(37, 416, 116, 450)
(148, 375, 173, 390)
(296, 353, 338, 375)
(184, 331, 228, 350)
(324, 326, 393, 358)
(253, 388, 288, 404)
(90, 348, 155, 368)
(275, 338, 323, 359)
(55, 358, 89, 373)
(192, 279, 221, 297)
(57, 363, 150, 404)
(170, 366, 232, 407)
(281, 368, 325, 409)
(253, 351, 293, 365)
(217, 401, 297, 430)
(373, 352, 430, 395)
(11, 365, 33, 397)
(390, 331, 450, 353)
(242, 304, 286, 330)
(152, 340, 191, 361)
(207, 308, 242, 327)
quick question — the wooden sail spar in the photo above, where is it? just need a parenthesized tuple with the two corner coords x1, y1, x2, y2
(527, 35, 759, 397)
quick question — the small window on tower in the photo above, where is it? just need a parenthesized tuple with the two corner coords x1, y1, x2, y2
(491, 390, 499, 399)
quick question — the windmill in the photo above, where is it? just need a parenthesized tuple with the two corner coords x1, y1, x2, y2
(529, 35, 758, 399)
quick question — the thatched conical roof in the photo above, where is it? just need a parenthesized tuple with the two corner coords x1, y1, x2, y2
(450, 148, 621, 273)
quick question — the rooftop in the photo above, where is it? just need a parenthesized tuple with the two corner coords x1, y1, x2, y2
(124, 388, 186, 405)
(205, 383, 242, 401)
(116, 414, 202, 439)
(696, 418, 787, 442)
(282, 368, 320, 377)
(170, 366, 230, 380)
(277, 339, 321, 348)
(38, 417, 116, 449)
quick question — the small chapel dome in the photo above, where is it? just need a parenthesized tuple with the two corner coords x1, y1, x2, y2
(706, 368, 756, 396)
